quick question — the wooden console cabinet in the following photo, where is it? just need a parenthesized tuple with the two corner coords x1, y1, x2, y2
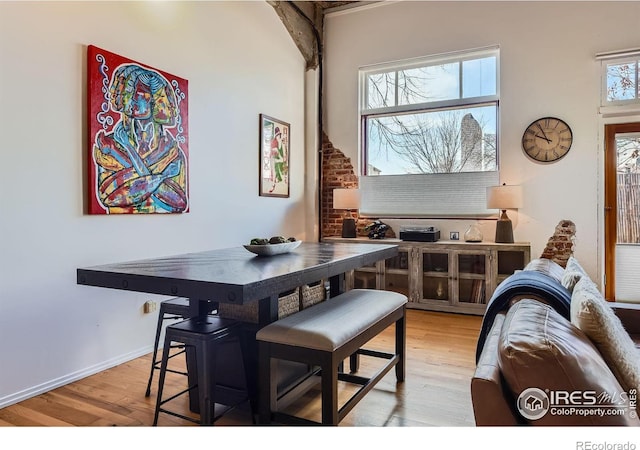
(324, 237, 530, 315)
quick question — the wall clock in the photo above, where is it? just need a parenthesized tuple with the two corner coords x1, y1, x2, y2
(522, 117, 573, 163)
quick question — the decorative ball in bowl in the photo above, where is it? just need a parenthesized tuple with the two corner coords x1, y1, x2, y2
(244, 237, 301, 256)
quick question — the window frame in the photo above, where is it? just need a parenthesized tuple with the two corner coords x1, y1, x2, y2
(604, 122, 640, 301)
(597, 49, 640, 117)
(357, 46, 501, 218)
(361, 101, 500, 176)
(601, 56, 639, 105)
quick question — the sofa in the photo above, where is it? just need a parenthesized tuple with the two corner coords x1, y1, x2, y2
(471, 257, 640, 426)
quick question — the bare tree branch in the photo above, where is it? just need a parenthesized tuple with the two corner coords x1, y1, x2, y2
(369, 110, 495, 174)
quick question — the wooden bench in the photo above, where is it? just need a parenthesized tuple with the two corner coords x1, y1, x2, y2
(256, 288, 407, 425)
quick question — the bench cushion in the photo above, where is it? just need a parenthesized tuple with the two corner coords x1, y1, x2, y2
(256, 289, 407, 351)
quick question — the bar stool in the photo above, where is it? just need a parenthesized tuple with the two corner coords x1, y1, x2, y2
(153, 316, 248, 426)
(145, 298, 191, 397)
(145, 298, 219, 397)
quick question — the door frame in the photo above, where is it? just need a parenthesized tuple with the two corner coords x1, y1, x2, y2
(604, 122, 640, 301)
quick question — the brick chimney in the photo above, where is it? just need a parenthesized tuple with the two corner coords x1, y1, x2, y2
(321, 133, 359, 238)
(540, 220, 576, 268)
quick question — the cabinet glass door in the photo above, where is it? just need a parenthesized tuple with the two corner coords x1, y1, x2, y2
(384, 248, 410, 298)
(422, 251, 449, 303)
(497, 250, 526, 286)
(353, 261, 377, 289)
(457, 252, 487, 304)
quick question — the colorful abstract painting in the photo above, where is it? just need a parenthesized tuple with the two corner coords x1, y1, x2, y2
(87, 45, 189, 214)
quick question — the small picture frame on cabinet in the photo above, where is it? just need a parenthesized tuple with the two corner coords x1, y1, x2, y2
(450, 231, 459, 241)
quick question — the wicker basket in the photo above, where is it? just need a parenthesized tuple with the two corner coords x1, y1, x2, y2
(300, 281, 326, 309)
(278, 289, 300, 318)
(218, 288, 299, 323)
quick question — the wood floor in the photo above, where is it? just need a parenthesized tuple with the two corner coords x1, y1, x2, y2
(0, 309, 482, 427)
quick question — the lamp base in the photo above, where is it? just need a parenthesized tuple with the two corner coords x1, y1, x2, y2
(341, 218, 357, 238)
(494, 210, 514, 243)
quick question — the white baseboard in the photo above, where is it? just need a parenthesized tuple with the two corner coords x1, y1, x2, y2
(0, 345, 153, 409)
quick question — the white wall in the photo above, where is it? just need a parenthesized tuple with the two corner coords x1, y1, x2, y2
(323, 1, 640, 282)
(0, 1, 310, 407)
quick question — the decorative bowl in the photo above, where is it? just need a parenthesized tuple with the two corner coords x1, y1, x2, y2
(243, 240, 302, 256)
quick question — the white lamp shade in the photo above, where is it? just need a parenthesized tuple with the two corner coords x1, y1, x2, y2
(486, 185, 523, 210)
(333, 188, 360, 210)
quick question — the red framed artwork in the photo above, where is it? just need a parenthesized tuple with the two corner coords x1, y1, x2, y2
(87, 45, 189, 214)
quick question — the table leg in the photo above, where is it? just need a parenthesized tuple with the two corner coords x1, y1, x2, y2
(188, 298, 216, 321)
(329, 273, 345, 298)
(238, 295, 277, 419)
(185, 295, 279, 420)
(239, 323, 260, 420)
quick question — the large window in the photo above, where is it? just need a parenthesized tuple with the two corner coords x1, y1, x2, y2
(359, 47, 500, 217)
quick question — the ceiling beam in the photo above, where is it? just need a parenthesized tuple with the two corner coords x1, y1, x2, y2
(267, 1, 323, 70)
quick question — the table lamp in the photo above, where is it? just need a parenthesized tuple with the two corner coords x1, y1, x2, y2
(486, 183, 523, 243)
(333, 188, 360, 238)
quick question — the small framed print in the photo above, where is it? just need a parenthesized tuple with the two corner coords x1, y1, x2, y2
(450, 231, 460, 241)
(259, 114, 290, 198)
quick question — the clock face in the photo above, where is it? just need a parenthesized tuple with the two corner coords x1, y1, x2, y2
(522, 117, 573, 163)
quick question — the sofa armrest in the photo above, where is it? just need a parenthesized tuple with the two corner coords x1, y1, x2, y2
(471, 313, 521, 426)
(609, 302, 640, 335)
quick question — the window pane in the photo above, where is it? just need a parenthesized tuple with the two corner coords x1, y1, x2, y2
(607, 61, 637, 101)
(366, 72, 396, 109)
(397, 63, 460, 105)
(463, 56, 497, 98)
(359, 47, 500, 218)
(366, 104, 497, 175)
(616, 132, 640, 244)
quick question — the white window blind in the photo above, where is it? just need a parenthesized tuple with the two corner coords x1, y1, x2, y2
(615, 244, 640, 302)
(359, 171, 499, 218)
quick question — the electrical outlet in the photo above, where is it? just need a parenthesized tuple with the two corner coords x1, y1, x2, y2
(143, 301, 157, 314)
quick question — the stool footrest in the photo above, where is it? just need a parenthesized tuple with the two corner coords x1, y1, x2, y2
(158, 385, 196, 408)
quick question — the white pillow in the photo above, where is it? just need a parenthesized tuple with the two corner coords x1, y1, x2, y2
(524, 258, 565, 283)
(562, 256, 588, 292)
(571, 276, 640, 403)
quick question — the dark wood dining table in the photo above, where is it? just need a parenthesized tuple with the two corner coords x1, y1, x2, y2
(76, 241, 398, 419)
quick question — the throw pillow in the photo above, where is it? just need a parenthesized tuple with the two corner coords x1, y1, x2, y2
(498, 299, 639, 425)
(523, 258, 565, 283)
(571, 276, 640, 402)
(561, 256, 588, 292)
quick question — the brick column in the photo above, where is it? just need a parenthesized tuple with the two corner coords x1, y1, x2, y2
(321, 133, 359, 238)
(540, 220, 576, 268)
(320, 133, 395, 239)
